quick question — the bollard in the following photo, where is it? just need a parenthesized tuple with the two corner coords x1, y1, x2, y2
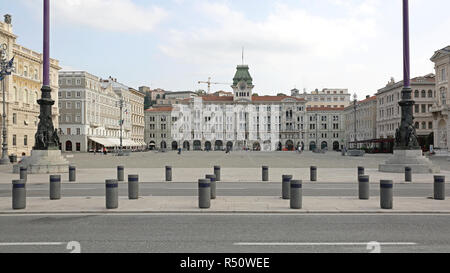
(433, 176, 445, 200)
(12, 179, 26, 210)
(165, 166, 172, 182)
(214, 166, 221, 182)
(49, 175, 61, 200)
(358, 175, 370, 200)
(405, 167, 412, 182)
(262, 166, 269, 182)
(105, 179, 119, 209)
(117, 166, 124, 182)
(290, 180, 302, 209)
(310, 166, 317, 182)
(198, 179, 211, 209)
(69, 166, 76, 182)
(205, 174, 217, 200)
(20, 166, 27, 183)
(128, 174, 139, 200)
(380, 180, 393, 209)
(358, 166, 365, 177)
(282, 175, 293, 199)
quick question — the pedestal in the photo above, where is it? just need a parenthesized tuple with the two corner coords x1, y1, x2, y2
(13, 150, 69, 174)
(379, 149, 440, 174)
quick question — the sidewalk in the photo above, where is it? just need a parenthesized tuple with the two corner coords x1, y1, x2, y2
(0, 167, 448, 184)
(1, 196, 449, 214)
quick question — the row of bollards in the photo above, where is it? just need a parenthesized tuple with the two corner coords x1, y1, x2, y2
(262, 166, 317, 182)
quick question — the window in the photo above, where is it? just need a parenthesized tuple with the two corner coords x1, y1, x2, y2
(421, 104, 426, 113)
(421, 90, 426, 98)
(422, 122, 426, 129)
(414, 90, 419, 98)
(415, 122, 419, 129)
(76, 143, 81, 151)
(67, 128, 71, 135)
(414, 104, 419, 113)
(428, 90, 433, 98)
(76, 102, 81, 109)
(442, 68, 447, 81)
(12, 113, 17, 124)
(429, 122, 433, 129)
(67, 92, 72, 98)
(12, 135, 16, 146)
(24, 135, 28, 146)
(76, 92, 81, 97)
(76, 128, 81, 135)
(66, 102, 72, 109)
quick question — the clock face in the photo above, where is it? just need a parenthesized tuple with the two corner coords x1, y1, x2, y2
(239, 82, 246, 91)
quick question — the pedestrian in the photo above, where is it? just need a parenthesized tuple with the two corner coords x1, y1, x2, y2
(103, 146, 107, 155)
(178, 147, 182, 155)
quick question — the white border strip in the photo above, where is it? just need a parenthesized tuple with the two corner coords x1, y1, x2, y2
(234, 242, 417, 246)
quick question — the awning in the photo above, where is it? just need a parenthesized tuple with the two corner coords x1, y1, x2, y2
(89, 137, 116, 147)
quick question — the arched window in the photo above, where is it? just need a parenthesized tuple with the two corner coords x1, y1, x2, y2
(421, 122, 426, 129)
(415, 122, 419, 129)
(421, 90, 426, 98)
(414, 90, 419, 98)
(13, 87, 17, 101)
(428, 90, 433, 98)
(24, 89, 29, 103)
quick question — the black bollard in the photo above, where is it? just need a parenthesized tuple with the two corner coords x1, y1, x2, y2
(282, 175, 293, 199)
(214, 166, 221, 182)
(262, 166, 269, 182)
(290, 180, 302, 209)
(165, 166, 172, 182)
(49, 175, 61, 200)
(405, 167, 412, 182)
(106, 179, 119, 209)
(128, 174, 139, 200)
(198, 179, 211, 209)
(358, 175, 370, 200)
(380, 180, 393, 209)
(310, 166, 317, 182)
(12, 179, 26, 210)
(433, 176, 445, 200)
(69, 166, 76, 182)
(117, 166, 125, 182)
(358, 166, 365, 177)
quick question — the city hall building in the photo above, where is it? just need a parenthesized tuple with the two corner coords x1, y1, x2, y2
(145, 64, 346, 151)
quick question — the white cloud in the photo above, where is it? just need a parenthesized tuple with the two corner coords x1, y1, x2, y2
(159, 1, 379, 94)
(24, 0, 168, 32)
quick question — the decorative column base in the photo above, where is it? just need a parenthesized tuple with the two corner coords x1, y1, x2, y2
(13, 149, 69, 174)
(379, 149, 440, 173)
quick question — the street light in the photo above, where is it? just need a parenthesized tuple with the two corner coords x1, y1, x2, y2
(0, 43, 15, 165)
(116, 98, 124, 156)
(353, 93, 358, 150)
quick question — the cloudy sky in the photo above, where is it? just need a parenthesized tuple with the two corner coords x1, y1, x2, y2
(2, 0, 449, 98)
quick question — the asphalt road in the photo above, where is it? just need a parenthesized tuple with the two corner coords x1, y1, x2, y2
(0, 182, 446, 197)
(0, 213, 449, 253)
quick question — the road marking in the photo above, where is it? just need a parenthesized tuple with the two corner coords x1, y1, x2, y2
(0, 242, 64, 246)
(0, 212, 449, 217)
(233, 242, 417, 246)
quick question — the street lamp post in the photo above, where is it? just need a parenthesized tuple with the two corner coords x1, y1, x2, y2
(353, 93, 358, 150)
(117, 98, 124, 155)
(394, 0, 419, 150)
(0, 43, 15, 165)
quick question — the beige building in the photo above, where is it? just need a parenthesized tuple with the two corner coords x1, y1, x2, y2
(0, 15, 60, 156)
(58, 71, 144, 152)
(305, 107, 345, 151)
(128, 87, 145, 145)
(376, 74, 436, 149)
(344, 95, 377, 148)
(430, 46, 450, 154)
(145, 64, 308, 152)
(291, 88, 351, 109)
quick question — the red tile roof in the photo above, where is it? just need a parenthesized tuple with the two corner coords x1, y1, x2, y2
(252, 96, 305, 102)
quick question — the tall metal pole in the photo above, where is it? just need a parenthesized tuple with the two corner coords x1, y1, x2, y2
(0, 75, 9, 164)
(34, 0, 59, 151)
(120, 99, 123, 152)
(353, 94, 357, 150)
(394, 0, 419, 150)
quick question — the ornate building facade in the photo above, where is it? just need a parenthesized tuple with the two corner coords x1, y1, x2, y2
(0, 15, 60, 156)
(430, 46, 450, 154)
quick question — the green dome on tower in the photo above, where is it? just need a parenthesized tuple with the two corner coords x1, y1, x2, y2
(233, 65, 253, 86)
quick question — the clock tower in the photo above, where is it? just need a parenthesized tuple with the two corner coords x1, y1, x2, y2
(232, 65, 254, 102)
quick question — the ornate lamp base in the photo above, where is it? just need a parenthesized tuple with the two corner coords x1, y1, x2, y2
(13, 149, 69, 174)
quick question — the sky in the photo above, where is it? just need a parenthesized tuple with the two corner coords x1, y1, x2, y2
(1, 0, 449, 99)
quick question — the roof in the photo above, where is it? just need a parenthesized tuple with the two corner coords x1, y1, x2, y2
(377, 74, 435, 94)
(307, 107, 345, 112)
(145, 107, 173, 112)
(430, 45, 450, 61)
(201, 96, 234, 102)
(252, 96, 305, 102)
(358, 96, 377, 104)
(233, 65, 253, 86)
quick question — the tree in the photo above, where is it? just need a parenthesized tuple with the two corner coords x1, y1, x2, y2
(277, 93, 287, 97)
(252, 93, 259, 97)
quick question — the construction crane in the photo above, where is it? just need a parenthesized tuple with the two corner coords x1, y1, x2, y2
(198, 77, 231, 94)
